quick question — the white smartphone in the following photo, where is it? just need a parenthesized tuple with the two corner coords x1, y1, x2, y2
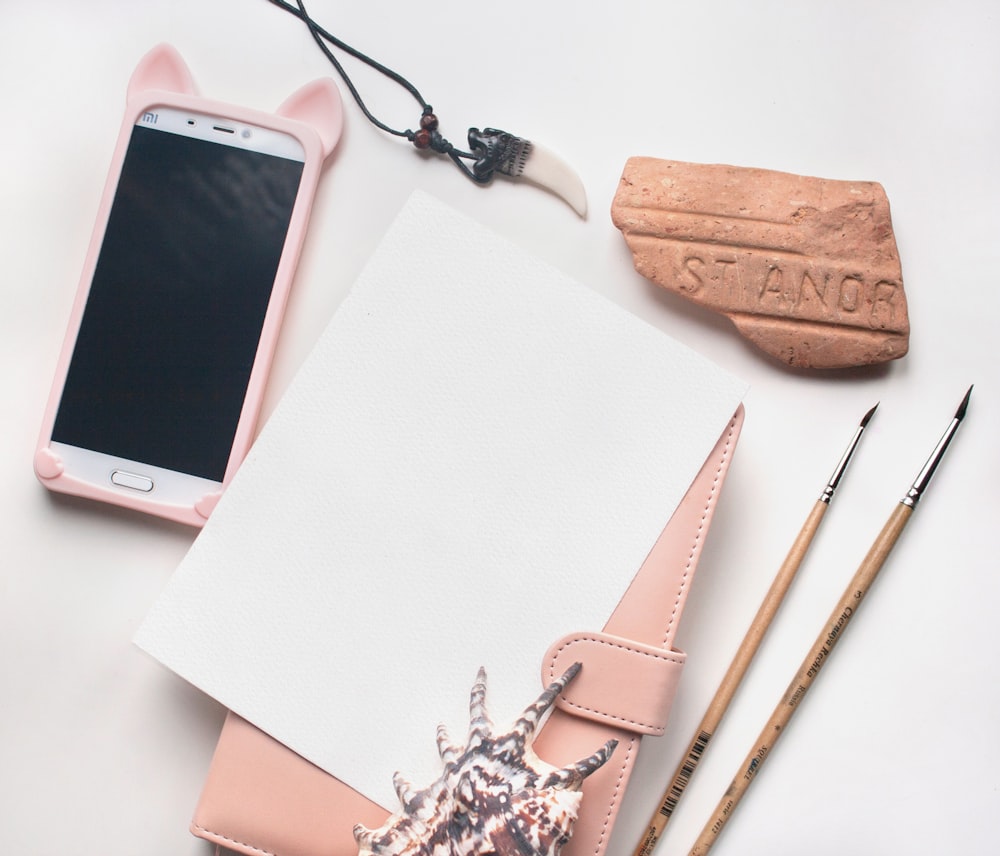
(37, 105, 308, 523)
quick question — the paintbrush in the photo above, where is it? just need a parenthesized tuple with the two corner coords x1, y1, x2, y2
(632, 404, 878, 856)
(685, 386, 973, 856)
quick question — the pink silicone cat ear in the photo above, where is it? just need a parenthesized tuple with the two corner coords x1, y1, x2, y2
(127, 44, 197, 103)
(276, 79, 344, 160)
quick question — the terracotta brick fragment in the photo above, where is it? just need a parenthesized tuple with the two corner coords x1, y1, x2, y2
(611, 157, 909, 369)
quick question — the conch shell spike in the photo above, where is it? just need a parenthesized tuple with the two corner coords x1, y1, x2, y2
(436, 723, 459, 765)
(543, 739, 619, 791)
(393, 771, 417, 807)
(512, 662, 582, 740)
(353, 823, 376, 848)
(467, 666, 493, 743)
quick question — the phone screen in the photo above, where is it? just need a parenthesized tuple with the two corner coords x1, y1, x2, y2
(52, 118, 305, 482)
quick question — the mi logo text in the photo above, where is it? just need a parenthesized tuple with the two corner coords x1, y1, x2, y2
(141, 111, 158, 125)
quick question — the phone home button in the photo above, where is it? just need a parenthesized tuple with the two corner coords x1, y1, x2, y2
(110, 469, 154, 493)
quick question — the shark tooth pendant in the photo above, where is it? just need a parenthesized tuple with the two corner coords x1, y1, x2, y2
(354, 664, 617, 856)
(466, 128, 587, 218)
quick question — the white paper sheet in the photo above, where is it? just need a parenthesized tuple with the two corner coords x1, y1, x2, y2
(135, 192, 747, 811)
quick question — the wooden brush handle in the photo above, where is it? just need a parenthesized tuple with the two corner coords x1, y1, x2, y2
(687, 502, 913, 856)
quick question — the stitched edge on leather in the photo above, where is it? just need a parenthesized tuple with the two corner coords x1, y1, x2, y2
(591, 734, 636, 856)
(662, 415, 737, 648)
(192, 823, 276, 856)
(545, 634, 684, 734)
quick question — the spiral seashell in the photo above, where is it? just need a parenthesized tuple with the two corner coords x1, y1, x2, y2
(354, 664, 616, 856)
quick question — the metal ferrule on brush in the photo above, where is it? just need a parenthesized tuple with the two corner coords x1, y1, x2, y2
(820, 403, 878, 504)
(902, 386, 972, 508)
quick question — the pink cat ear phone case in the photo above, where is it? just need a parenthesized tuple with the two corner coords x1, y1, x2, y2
(34, 44, 342, 526)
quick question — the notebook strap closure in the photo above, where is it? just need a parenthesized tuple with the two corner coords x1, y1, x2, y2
(541, 632, 686, 736)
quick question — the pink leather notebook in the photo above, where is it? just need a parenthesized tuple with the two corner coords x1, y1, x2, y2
(190, 406, 744, 856)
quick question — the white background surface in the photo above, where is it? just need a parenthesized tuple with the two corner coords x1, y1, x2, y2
(1, 1, 997, 854)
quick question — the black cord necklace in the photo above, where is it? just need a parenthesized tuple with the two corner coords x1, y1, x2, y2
(270, 0, 532, 185)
